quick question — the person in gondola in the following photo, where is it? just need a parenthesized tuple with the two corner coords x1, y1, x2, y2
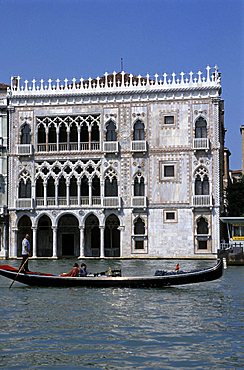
(79, 263, 88, 277)
(20, 234, 31, 273)
(175, 263, 180, 272)
(60, 263, 80, 277)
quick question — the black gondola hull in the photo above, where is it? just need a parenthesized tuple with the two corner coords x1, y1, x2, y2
(0, 259, 223, 288)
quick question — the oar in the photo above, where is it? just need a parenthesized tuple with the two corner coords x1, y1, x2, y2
(9, 257, 29, 289)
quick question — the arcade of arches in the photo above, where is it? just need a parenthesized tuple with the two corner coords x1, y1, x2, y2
(16, 213, 121, 258)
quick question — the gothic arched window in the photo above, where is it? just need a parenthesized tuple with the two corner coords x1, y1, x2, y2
(105, 178, 118, 196)
(134, 217, 145, 235)
(133, 120, 145, 141)
(20, 123, 31, 144)
(36, 177, 44, 197)
(197, 217, 209, 234)
(47, 177, 55, 197)
(19, 179, 31, 198)
(48, 123, 56, 143)
(195, 117, 207, 139)
(91, 122, 99, 142)
(194, 167, 209, 195)
(58, 176, 66, 197)
(106, 121, 117, 141)
(134, 174, 145, 196)
(37, 124, 46, 144)
(195, 174, 209, 195)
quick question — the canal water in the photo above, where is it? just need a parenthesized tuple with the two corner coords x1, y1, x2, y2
(0, 259, 243, 369)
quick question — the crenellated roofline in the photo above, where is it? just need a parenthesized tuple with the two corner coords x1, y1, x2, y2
(8, 66, 221, 98)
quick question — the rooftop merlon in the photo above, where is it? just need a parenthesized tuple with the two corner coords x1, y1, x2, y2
(9, 66, 221, 97)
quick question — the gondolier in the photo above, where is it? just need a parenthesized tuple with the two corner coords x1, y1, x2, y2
(20, 234, 31, 272)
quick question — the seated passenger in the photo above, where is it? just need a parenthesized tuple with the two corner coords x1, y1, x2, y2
(60, 263, 80, 277)
(79, 263, 88, 277)
(175, 263, 180, 272)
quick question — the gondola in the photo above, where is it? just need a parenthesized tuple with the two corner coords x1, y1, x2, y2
(0, 259, 223, 288)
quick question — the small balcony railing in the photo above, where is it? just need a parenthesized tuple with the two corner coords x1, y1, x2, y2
(36, 196, 104, 208)
(193, 138, 210, 150)
(132, 196, 147, 208)
(103, 141, 119, 154)
(192, 195, 212, 207)
(131, 140, 147, 153)
(17, 144, 33, 155)
(16, 198, 33, 209)
(36, 142, 100, 153)
(103, 197, 121, 208)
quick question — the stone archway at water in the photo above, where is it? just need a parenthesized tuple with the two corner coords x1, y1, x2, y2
(17, 215, 32, 257)
(105, 214, 120, 257)
(37, 215, 52, 257)
(84, 214, 100, 257)
(58, 214, 79, 257)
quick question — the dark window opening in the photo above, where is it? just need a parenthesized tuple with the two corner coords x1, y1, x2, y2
(134, 176, 145, 196)
(19, 179, 31, 198)
(134, 217, 145, 235)
(106, 121, 117, 141)
(47, 177, 55, 197)
(133, 120, 145, 141)
(164, 116, 174, 125)
(166, 212, 175, 220)
(20, 123, 31, 144)
(135, 240, 144, 249)
(195, 175, 209, 195)
(195, 117, 207, 138)
(164, 165, 174, 177)
(105, 178, 118, 196)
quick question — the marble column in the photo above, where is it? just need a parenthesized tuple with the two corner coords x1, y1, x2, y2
(52, 226, 57, 258)
(79, 226, 85, 258)
(32, 226, 37, 258)
(100, 226, 105, 258)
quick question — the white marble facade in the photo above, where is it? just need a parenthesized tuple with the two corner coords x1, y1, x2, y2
(6, 67, 225, 259)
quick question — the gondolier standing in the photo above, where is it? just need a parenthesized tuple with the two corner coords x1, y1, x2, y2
(20, 234, 31, 272)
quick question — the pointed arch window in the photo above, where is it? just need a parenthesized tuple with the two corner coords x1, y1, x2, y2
(70, 122, 78, 143)
(70, 176, 77, 196)
(134, 217, 145, 235)
(92, 175, 100, 196)
(47, 177, 55, 197)
(20, 123, 31, 144)
(195, 174, 209, 195)
(81, 176, 89, 196)
(134, 174, 145, 196)
(58, 176, 66, 197)
(106, 121, 117, 141)
(36, 177, 44, 197)
(197, 217, 209, 249)
(105, 177, 118, 196)
(133, 120, 145, 141)
(80, 124, 89, 142)
(91, 122, 99, 142)
(48, 123, 56, 143)
(197, 217, 208, 234)
(37, 124, 46, 144)
(195, 117, 207, 139)
(19, 179, 31, 198)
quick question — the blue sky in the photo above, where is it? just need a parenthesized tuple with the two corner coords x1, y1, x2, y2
(0, 0, 243, 169)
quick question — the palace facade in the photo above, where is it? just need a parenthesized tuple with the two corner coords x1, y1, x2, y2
(6, 66, 225, 259)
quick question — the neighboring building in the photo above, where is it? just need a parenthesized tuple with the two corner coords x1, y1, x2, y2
(7, 66, 224, 259)
(0, 83, 9, 258)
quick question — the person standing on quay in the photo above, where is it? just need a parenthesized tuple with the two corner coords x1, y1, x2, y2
(20, 234, 31, 272)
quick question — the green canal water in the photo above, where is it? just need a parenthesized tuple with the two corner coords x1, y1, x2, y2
(0, 259, 243, 369)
